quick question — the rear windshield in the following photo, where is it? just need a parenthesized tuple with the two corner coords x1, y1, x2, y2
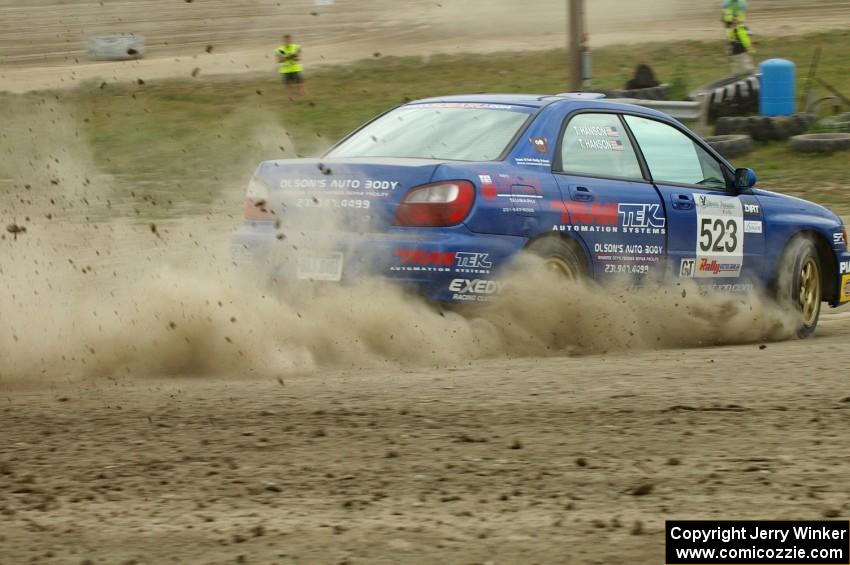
(327, 103, 532, 161)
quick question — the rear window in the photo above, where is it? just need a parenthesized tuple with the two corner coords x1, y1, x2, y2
(327, 103, 532, 161)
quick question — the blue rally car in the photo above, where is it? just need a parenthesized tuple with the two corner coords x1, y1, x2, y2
(232, 93, 850, 337)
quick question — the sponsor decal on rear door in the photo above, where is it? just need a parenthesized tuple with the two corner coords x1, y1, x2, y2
(695, 194, 743, 278)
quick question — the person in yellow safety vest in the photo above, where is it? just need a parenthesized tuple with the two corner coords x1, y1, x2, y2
(276, 34, 304, 94)
(722, 0, 754, 75)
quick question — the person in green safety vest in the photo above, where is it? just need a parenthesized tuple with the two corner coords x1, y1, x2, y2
(276, 34, 305, 94)
(722, 0, 754, 75)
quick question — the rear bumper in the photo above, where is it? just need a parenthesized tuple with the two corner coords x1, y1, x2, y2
(231, 221, 527, 302)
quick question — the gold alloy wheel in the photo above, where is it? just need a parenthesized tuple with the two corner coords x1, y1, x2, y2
(543, 256, 578, 280)
(798, 256, 821, 327)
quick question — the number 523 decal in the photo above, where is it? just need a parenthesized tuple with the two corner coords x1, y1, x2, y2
(699, 218, 739, 253)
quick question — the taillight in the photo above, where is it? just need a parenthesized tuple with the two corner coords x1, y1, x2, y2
(243, 176, 274, 221)
(393, 181, 475, 227)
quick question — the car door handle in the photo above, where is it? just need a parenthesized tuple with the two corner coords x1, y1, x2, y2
(571, 185, 594, 202)
(671, 193, 694, 210)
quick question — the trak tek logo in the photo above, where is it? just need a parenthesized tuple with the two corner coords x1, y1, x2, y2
(455, 252, 492, 270)
(394, 249, 456, 266)
(618, 203, 666, 229)
(697, 258, 740, 275)
(550, 202, 618, 226)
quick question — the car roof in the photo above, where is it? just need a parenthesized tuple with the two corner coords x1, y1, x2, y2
(406, 93, 672, 120)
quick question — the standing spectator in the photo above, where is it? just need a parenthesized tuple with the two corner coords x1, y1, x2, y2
(276, 34, 304, 95)
(722, 1, 754, 74)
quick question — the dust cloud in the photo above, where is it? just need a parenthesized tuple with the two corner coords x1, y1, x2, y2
(0, 238, 798, 383)
(0, 103, 798, 385)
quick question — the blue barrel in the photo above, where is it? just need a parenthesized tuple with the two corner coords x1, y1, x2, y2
(760, 58, 796, 116)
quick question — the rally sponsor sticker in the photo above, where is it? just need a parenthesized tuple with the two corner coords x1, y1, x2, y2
(695, 194, 744, 278)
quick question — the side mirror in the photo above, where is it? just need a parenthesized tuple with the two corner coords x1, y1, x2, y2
(734, 167, 757, 190)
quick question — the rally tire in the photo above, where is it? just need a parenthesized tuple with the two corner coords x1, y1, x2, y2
(525, 237, 588, 281)
(833, 121, 850, 133)
(714, 116, 747, 135)
(715, 113, 815, 141)
(775, 238, 822, 338)
(703, 134, 753, 159)
(704, 74, 760, 121)
(789, 133, 850, 154)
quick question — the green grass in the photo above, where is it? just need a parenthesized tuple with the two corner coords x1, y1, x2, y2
(2, 30, 850, 217)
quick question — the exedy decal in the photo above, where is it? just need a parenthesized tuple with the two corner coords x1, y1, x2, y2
(449, 278, 505, 302)
(448, 278, 504, 295)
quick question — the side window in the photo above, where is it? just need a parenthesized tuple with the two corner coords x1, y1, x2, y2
(624, 115, 727, 189)
(557, 113, 644, 180)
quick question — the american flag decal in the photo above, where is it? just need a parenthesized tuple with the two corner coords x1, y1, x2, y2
(478, 174, 497, 199)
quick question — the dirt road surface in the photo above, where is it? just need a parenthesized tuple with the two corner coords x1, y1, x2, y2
(2, 0, 850, 92)
(2, 310, 850, 564)
(3, 1, 850, 563)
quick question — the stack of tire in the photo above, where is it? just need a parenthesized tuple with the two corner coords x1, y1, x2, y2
(715, 113, 817, 142)
(702, 134, 754, 159)
(788, 133, 850, 154)
(788, 112, 850, 153)
(695, 73, 761, 122)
